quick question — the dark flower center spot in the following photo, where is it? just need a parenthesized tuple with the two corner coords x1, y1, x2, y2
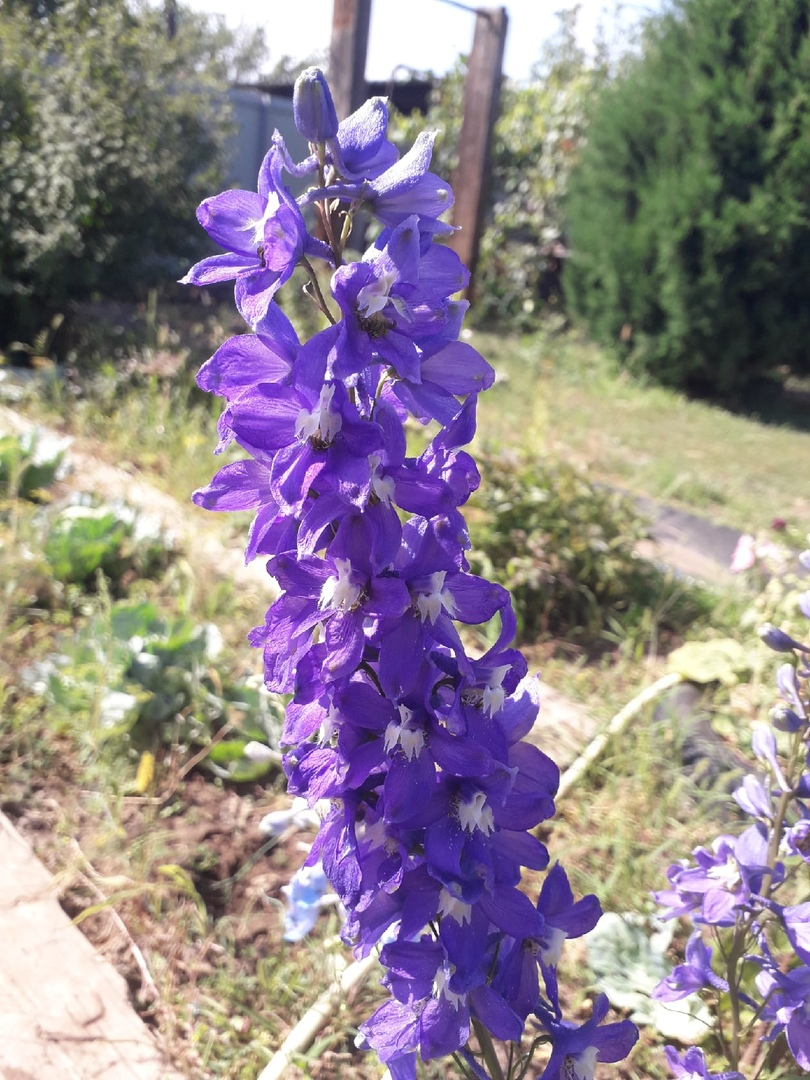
(357, 311, 394, 338)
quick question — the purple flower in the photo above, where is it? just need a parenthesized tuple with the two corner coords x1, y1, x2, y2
(785, 817, 810, 863)
(732, 773, 772, 821)
(494, 863, 601, 1021)
(181, 140, 331, 325)
(535, 994, 638, 1079)
(753, 949, 810, 1070)
(308, 131, 455, 236)
(664, 1045, 743, 1080)
(653, 931, 723, 1001)
(185, 67, 638, 1079)
(653, 824, 781, 927)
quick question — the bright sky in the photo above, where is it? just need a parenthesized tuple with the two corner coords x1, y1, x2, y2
(187, 0, 664, 82)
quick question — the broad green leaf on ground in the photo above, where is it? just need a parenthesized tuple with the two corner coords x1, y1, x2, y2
(585, 912, 714, 1042)
(666, 639, 752, 687)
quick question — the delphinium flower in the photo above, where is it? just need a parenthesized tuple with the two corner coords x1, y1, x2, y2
(185, 68, 637, 1078)
(654, 565, 810, 1077)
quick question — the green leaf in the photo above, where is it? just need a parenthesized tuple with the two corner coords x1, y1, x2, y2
(667, 639, 751, 687)
(586, 913, 714, 1041)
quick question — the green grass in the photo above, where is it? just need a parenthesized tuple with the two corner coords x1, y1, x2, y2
(470, 327, 810, 536)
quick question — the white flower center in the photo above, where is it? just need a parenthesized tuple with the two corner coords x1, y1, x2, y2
(458, 790, 494, 835)
(565, 1047, 598, 1080)
(369, 453, 396, 506)
(482, 664, 511, 716)
(383, 704, 425, 761)
(247, 192, 282, 247)
(318, 703, 340, 745)
(432, 964, 464, 1009)
(296, 384, 342, 445)
(356, 269, 397, 317)
(438, 888, 472, 925)
(319, 558, 361, 611)
(416, 571, 458, 624)
(541, 925, 567, 967)
(708, 856, 741, 891)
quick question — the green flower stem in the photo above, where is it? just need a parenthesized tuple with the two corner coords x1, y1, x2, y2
(300, 257, 336, 325)
(472, 1020, 505, 1080)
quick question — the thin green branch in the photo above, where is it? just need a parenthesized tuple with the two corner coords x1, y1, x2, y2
(472, 1020, 505, 1080)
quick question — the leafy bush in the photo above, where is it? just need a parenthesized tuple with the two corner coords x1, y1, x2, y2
(474, 13, 609, 328)
(0, 0, 262, 344)
(41, 498, 171, 593)
(27, 599, 285, 783)
(0, 430, 66, 501)
(566, 0, 810, 395)
(468, 450, 706, 645)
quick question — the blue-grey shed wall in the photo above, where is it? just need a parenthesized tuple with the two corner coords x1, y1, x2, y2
(225, 88, 311, 193)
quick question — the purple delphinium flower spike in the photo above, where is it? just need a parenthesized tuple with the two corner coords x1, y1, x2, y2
(184, 67, 638, 1077)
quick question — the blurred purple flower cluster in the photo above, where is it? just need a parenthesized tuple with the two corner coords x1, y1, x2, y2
(654, 557, 810, 1076)
(184, 68, 637, 1078)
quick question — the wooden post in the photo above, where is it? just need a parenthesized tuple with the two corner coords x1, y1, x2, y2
(329, 0, 372, 121)
(448, 6, 508, 302)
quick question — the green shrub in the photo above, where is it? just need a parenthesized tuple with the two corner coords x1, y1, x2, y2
(28, 598, 284, 781)
(566, 0, 810, 395)
(42, 499, 170, 593)
(468, 450, 707, 645)
(0, 0, 262, 344)
(0, 431, 65, 501)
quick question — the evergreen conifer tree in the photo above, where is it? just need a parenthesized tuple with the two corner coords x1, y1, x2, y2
(566, 0, 810, 395)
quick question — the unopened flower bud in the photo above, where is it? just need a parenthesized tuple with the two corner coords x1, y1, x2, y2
(293, 67, 338, 142)
(759, 623, 808, 653)
(770, 705, 804, 733)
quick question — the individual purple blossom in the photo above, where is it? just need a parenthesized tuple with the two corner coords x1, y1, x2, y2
(785, 817, 810, 862)
(776, 662, 807, 720)
(653, 824, 781, 927)
(751, 723, 792, 792)
(181, 139, 331, 326)
(782, 902, 810, 966)
(329, 215, 470, 383)
(534, 993, 638, 1080)
(758, 623, 810, 654)
(753, 945, 810, 1070)
(664, 1045, 743, 1080)
(287, 96, 399, 181)
(494, 863, 601, 1021)
(307, 130, 455, 236)
(734, 775, 773, 824)
(653, 931, 725, 1001)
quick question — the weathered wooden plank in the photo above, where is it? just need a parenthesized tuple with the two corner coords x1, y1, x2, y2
(0, 812, 182, 1079)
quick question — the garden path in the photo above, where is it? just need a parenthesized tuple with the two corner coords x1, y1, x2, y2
(0, 810, 182, 1079)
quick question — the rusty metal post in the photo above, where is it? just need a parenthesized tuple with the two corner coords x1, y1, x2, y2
(448, 6, 508, 302)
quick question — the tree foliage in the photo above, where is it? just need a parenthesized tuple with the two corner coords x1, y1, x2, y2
(0, 0, 265, 344)
(566, 0, 810, 395)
